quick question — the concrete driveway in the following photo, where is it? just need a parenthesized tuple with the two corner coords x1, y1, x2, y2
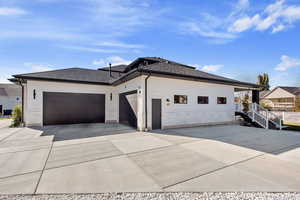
(0, 121, 300, 194)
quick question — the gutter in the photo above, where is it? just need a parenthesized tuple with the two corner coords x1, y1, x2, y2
(144, 72, 151, 131)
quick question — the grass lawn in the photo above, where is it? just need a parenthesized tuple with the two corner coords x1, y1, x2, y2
(0, 117, 12, 120)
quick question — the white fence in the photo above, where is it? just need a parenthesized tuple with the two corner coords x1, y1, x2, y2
(272, 112, 300, 123)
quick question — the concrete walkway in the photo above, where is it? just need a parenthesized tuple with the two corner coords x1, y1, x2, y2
(0, 123, 300, 194)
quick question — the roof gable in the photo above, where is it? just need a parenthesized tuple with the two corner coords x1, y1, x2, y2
(264, 87, 296, 99)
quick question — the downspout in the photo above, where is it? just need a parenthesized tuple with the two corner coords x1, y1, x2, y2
(18, 78, 25, 127)
(144, 72, 151, 131)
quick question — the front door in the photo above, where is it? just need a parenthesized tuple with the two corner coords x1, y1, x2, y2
(152, 99, 162, 130)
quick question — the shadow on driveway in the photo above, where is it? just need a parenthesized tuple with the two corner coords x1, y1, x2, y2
(35, 123, 136, 141)
(150, 125, 300, 155)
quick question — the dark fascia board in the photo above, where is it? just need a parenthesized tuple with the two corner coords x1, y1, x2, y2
(13, 76, 111, 86)
(137, 69, 262, 90)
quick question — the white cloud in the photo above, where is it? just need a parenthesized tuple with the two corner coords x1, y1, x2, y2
(275, 55, 300, 71)
(191, 64, 223, 72)
(24, 63, 54, 71)
(201, 64, 223, 72)
(59, 45, 125, 53)
(95, 41, 144, 49)
(0, 7, 27, 16)
(93, 56, 131, 66)
(181, 21, 236, 39)
(88, 0, 167, 34)
(228, 14, 261, 33)
(229, 0, 300, 33)
(184, 0, 300, 42)
(272, 24, 286, 33)
(237, 0, 249, 9)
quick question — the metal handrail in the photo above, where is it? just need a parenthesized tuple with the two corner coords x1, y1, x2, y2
(235, 102, 282, 130)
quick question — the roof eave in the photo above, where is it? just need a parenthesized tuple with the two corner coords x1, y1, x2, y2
(13, 76, 111, 86)
(138, 69, 261, 89)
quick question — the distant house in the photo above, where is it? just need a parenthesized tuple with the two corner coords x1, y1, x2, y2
(261, 86, 300, 112)
(0, 84, 22, 115)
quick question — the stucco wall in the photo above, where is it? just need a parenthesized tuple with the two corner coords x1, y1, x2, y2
(24, 80, 116, 126)
(24, 77, 144, 127)
(147, 76, 235, 129)
(23, 76, 235, 129)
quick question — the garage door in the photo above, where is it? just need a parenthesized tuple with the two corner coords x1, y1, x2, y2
(43, 92, 105, 125)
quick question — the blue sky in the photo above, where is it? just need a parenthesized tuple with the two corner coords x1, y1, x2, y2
(1, 0, 300, 87)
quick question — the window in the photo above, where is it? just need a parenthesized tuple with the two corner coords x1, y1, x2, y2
(217, 97, 227, 104)
(198, 96, 209, 104)
(174, 95, 187, 104)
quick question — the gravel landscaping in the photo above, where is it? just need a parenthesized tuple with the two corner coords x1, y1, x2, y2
(1, 193, 300, 200)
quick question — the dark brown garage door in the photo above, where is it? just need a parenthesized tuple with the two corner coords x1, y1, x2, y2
(43, 92, 105, 125)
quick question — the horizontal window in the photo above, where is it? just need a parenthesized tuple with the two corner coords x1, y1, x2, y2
(198, 96, 209, 104)
(217, 97, 227, 104)
(174, 95, 187, 104)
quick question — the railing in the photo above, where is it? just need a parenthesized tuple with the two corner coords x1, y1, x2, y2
(235, 102, 283, 130)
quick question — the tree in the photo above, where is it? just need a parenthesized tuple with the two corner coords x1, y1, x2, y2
(257, 73, 270, 90)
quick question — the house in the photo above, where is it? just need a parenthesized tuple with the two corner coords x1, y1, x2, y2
(261, 86, 300, 112)
(10, 57, 261, 130)
(0, 84, 22, 115)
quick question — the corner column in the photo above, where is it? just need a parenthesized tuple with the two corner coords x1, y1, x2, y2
(252, 90, 260, 104)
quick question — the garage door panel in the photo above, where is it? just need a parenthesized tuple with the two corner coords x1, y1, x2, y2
(43, 92, 105, 125)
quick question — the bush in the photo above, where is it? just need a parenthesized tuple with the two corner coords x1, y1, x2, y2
(242, 94, 250, 112)
(11, 105, 22, 127)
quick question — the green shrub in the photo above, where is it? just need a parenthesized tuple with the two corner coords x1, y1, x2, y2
(11, 105, 22, 127)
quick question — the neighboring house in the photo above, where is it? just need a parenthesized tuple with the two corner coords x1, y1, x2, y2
(10, 57, 261, 130)
(261, 86, 300, 112)
(0, 84, 22, 115)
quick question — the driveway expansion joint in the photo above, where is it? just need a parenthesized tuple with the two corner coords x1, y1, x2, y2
(33, 141, 54, 194)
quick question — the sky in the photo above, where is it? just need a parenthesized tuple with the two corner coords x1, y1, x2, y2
(0, 0, 300, 88)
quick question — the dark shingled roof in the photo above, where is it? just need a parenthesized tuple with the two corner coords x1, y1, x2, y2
(138, 62, 258, 87)
(13, 68, 122, 84)
(280, 86, 300, 96)
(12, 57, 261, 88)
(0, 84, 21, 97)
(99, 64, 128, 73)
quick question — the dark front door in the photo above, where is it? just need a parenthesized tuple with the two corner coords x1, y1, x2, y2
(43, 92, 105, 126)
(0, 105, 2, 114)
(119, 90, 137, 128)
(152, 99, 162, 130)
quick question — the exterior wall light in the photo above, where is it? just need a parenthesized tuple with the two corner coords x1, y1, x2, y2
(33, 89, 36, 100)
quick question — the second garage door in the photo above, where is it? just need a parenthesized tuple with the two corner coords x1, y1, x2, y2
(43, 92, 105, 125)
